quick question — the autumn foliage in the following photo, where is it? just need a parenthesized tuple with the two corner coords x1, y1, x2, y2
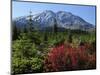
(43, 42, 96, 72)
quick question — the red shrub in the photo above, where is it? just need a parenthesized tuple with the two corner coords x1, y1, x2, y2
(43, 42, 96, 72)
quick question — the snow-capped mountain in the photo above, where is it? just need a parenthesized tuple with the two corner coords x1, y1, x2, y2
(13, 10, 94, 31)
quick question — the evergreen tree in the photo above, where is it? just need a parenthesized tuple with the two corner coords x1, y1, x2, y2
(28, 10, 34, 32)
(53, 18, 58, 34)
(67, 22, 73, 43)
(44, 30, 48, 42)
(12, 21, 19, 40)
(23, 25, 28, 33)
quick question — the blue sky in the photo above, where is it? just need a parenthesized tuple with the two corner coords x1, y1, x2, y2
(12, 1, 96, 25)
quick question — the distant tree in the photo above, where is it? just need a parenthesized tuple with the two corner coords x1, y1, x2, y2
(67, 23, 73, 43)
(44, 30, 48, 42)
(53, 18, 58, 34)
(23, 25, 28, 33)
(12, 21, 19, 40)
(68, 33, 72, 43)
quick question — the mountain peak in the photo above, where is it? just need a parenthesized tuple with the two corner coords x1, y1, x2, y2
(44, 10, 55, 13)
(41, 10, 56, 17)
(57, 11, 72, 15)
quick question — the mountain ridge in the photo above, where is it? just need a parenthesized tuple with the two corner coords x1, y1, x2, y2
(13, 10, 95, 31)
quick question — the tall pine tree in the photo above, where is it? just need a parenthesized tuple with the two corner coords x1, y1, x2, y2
(28, 10, 34, 32)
